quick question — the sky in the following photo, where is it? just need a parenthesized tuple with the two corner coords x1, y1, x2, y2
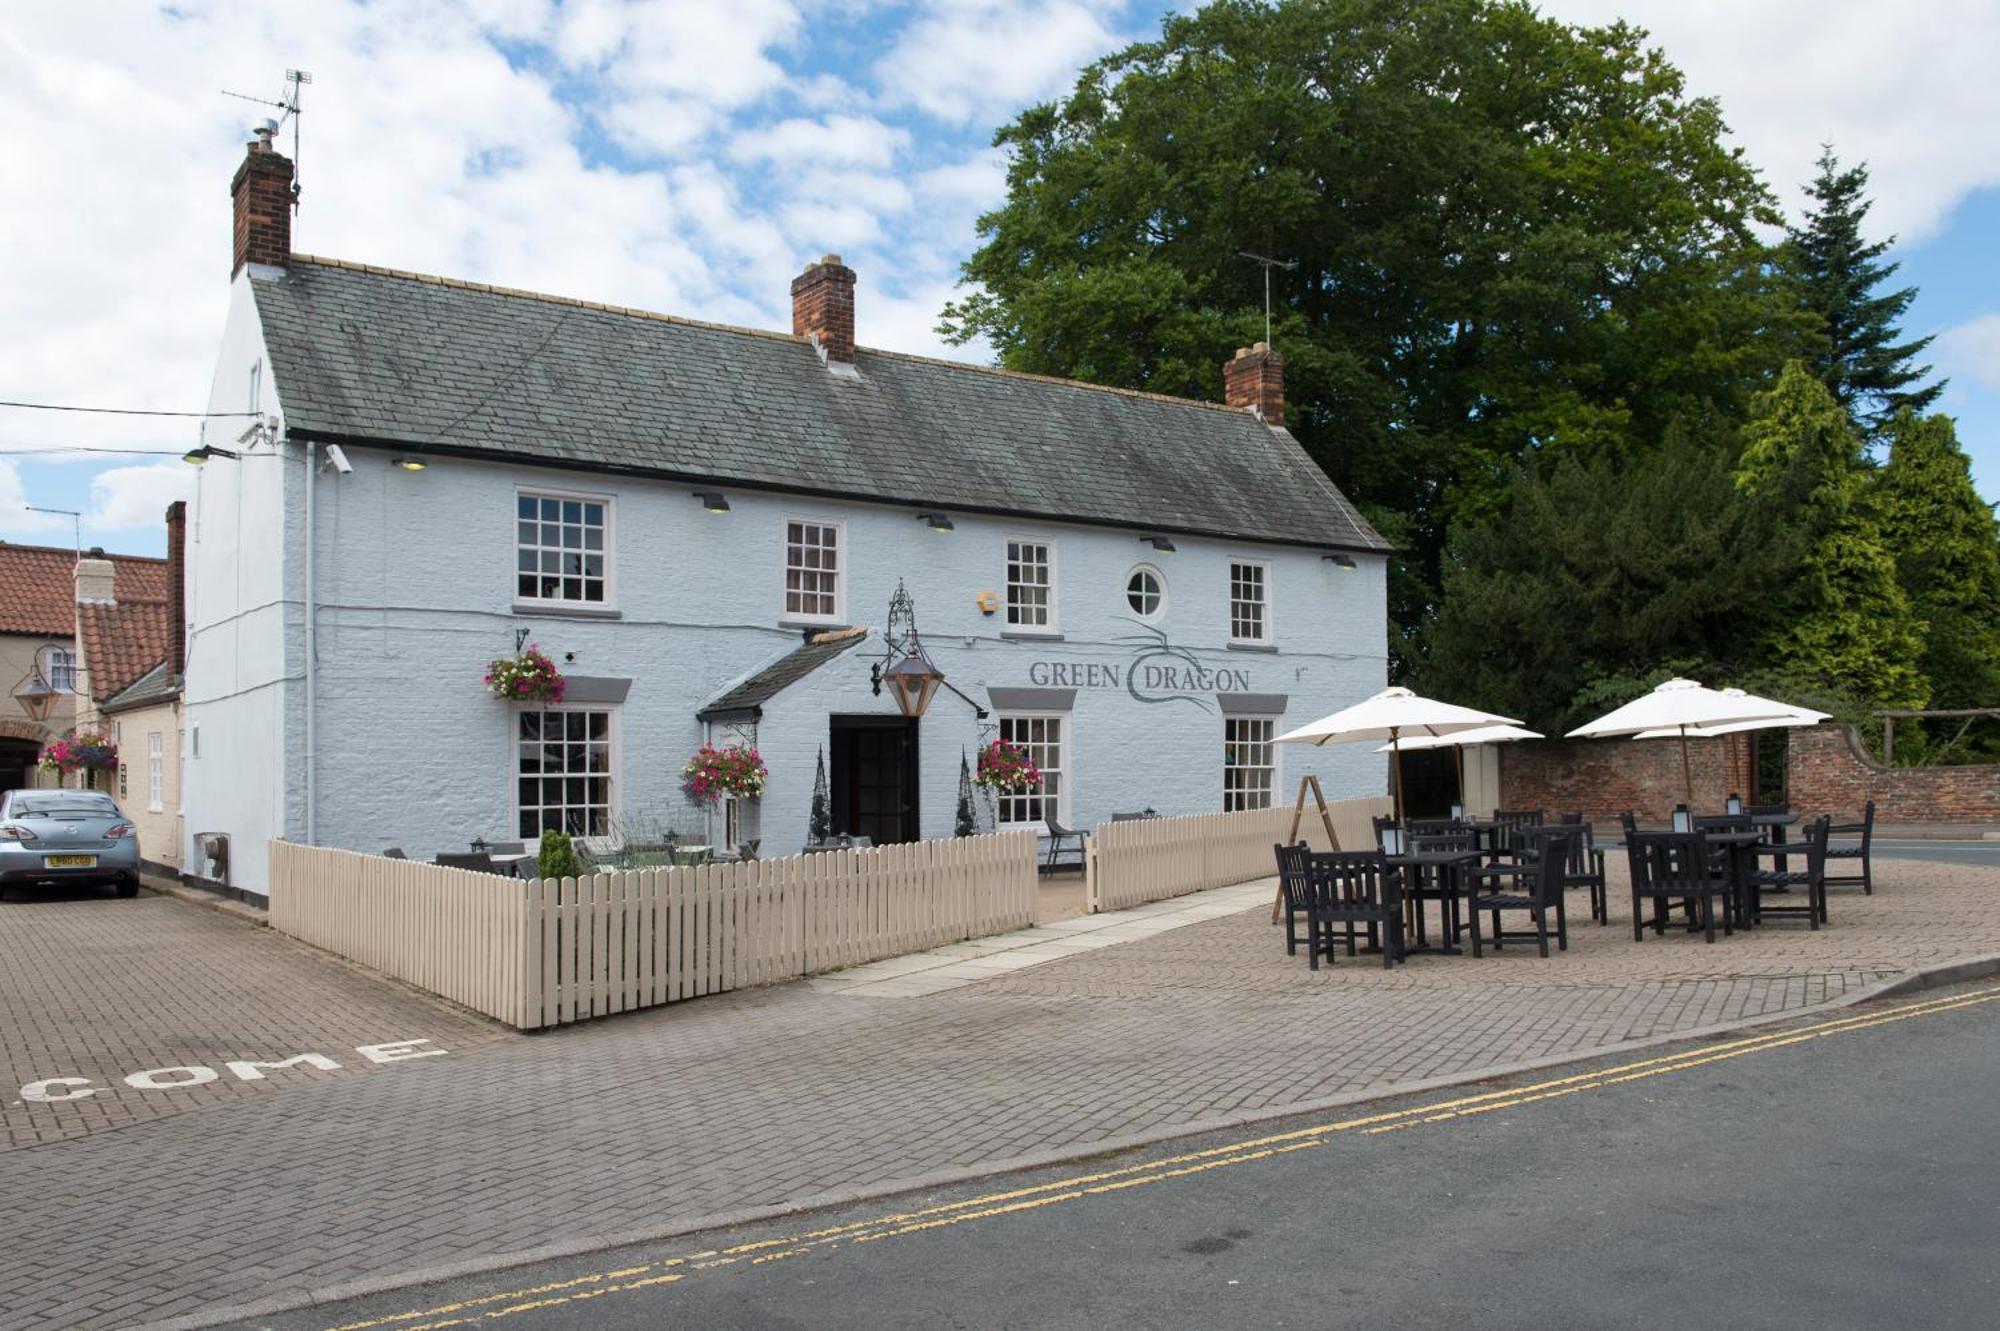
(3, 0, 1996, 559)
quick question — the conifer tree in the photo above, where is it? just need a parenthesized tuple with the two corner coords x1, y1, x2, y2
(1786, 147, 1942, 438)
(1736, 363, 1928, 710)
(1878, 411, 2000, 739)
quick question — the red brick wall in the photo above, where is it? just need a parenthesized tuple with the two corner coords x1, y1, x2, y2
(230, 139, 293, 275)
(1498, 734, 1756, 822)
(1223, 343, 1285, 424)
(1786, 724, 2000, 824)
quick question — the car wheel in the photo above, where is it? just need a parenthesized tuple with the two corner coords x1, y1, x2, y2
(114, 878, 139, 899)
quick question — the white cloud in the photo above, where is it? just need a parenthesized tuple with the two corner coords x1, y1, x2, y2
(730, 115, 909, 169)
(1541, 0, 2000, 242)
(88, 463, 197, 531)
(0, 462, 66, 540)
(1938, 314, 2000, 394)
(874, 0, 1131, 123)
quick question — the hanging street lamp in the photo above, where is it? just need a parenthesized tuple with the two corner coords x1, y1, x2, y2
(869, 580, 947, 719)
(12, 673, 60, 725)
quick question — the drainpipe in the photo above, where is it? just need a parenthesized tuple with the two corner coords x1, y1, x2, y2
(303, 433, 316, 845)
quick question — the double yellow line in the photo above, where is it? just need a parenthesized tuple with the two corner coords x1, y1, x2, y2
(329, 983, 2000, 1331)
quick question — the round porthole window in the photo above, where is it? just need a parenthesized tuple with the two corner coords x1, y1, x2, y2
(1126, 565, 1165, 620)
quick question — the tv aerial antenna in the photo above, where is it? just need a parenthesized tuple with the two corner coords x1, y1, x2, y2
(221, 68, 312, 211)
(1238, 250, 1297, 346)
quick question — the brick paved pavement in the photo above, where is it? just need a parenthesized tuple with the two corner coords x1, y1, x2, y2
(1, 859, 1995, 1329)
(0, 892, 512, 1151)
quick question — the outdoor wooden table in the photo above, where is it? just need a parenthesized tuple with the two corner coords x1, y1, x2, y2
(491, 852, 537, 879)
(1385, 849, 1482, 955)
(1699, 829, 1765, 928)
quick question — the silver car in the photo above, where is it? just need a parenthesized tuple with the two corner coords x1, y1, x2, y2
(0, 789, 141, 899)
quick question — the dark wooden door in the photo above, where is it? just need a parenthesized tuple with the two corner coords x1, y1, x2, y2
(830, 716, 919, 844)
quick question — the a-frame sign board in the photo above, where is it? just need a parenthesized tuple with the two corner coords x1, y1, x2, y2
(1270, 773, 1342, 924)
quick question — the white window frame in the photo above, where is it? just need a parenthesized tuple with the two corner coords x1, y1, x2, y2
(38, 645, 76, 694)
(1228, 558, 1274, 645)
(512, 703, 619, 847)
(1124, 564, 1167, 623)
(1004, 536, 1060, 633)
(514, 486, 615, 610)
(782, 515, 846, 624)
(1222, 715, 1280, 812)
(147, 732, 164, 813)
(994, 711, 1071, 832)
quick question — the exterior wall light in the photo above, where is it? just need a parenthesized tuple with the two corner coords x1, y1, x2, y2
(182, 445, 240, 466)
(391, 457, 428, 471)
(1141, 535, 1177, 553)
(12, 674, 60, 724)
(918, 511, 954, 532)
(878, 650, 944, 718)
(1323, 553, 1358, 570)
(692, 490, 731, 513)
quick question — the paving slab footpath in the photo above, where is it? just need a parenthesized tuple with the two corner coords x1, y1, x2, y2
(1, 857, 1996, 1329)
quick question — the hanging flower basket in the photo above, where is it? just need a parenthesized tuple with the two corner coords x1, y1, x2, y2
(973, 739, 1041, 793)
(40, 731, 117, 777)
(681, 742, 768, 807)
(485, 644, 567, 703)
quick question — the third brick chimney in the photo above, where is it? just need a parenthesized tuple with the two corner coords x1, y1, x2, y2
(231, 127, 294, 276)
(791, 254, 857, 364)
(1223, 342, 1285, 425)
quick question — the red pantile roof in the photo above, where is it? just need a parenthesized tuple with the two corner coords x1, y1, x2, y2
(77, 599, 170, 703)
(0, 543, 168, 637)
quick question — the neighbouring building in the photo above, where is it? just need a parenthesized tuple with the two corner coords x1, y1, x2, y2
(72, 504, 187, 873)
(184, 133, 1392, 898)
(0, 541, 166, 792)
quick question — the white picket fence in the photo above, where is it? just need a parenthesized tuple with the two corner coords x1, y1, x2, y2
(1087, 796, 1392, 912)
(270, 832, 1038, 1030)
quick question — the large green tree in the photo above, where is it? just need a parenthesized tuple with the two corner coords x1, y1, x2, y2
(1735, 363, 1928, 710)
(1416, 416, 1809, 731)
(1784, 148, 1942, 439)
(1878, 410, 2000, 744)
(942, 0, 1805, 666)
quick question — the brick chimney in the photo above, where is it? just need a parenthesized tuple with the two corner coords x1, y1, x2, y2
(74, 557, 116, 605)
(791, 254, 857, 364)
(1223, 342, 1285, 425)
(166, 501, 187, 677)
(231, 127, 293, 276)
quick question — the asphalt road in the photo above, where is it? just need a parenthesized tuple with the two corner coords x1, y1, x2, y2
(243, 981, 2000, 1331)
(1870, 838, 2000, 868)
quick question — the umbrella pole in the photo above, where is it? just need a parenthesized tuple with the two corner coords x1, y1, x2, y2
(1453, 743, 1465, 811)
(1392, 729, 1405, 822)
(1679, 724, 1695, 810)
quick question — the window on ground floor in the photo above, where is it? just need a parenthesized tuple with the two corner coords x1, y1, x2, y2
(516, 707, 613, 839)
(996, 713, 1067, 828)
(1223, 716, 1277, 811)
(147, 732, 164, 812)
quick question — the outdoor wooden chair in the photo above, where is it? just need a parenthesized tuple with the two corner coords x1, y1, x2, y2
(1558, 821, 1609, 925)
(1823, 800, 1875, 895)
(434, 852, 498, 875)
(381, 847, 407, 860)
(1466, 830, 1571, 958)
(1408, 829, 1479, 947)
(1273, 841, 1313, 957)
(1625, 831, 1733, 944)
(1298, 850, 1403, 970)
(1041, 816, 1087, 874)
(1746, 814, 1832, 928)
(1488, 808, 1545, 862)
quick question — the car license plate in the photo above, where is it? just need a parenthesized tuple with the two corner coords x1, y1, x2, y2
(45, 855, 97, 869)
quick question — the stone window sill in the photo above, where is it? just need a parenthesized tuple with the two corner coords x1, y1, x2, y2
(513, 603, 622, 620)
(1226, 641, 1278, 653)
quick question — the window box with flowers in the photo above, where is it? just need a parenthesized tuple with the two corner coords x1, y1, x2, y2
(40, 731, 118, 787)
(485, 644, 567, 703)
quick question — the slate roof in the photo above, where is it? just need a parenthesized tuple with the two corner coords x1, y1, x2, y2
(698, 629, 871, 721)
(252, 258, 1389, 553)
(0, 545, 168, 637)
(77, 599, 169, 703)
(100, 661, 180, 714)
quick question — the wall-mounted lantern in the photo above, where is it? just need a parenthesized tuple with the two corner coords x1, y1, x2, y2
(12, 674, 60, 724)
(870, 580, 946, 719)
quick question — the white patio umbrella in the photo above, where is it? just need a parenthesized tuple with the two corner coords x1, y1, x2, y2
(1376, 723, 1544, 816)
(1631, 689, 1830, 740)
(1567, 678, 1803, 805)
(1279, 687, 1520, 821)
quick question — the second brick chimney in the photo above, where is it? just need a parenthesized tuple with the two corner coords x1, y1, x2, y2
(231, 127, 294, 276)
(166, 501, 187, 678)
(74, 557, 116, 605)
(791, 254, 857, 365)
(1223, 342, 1285, 425)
